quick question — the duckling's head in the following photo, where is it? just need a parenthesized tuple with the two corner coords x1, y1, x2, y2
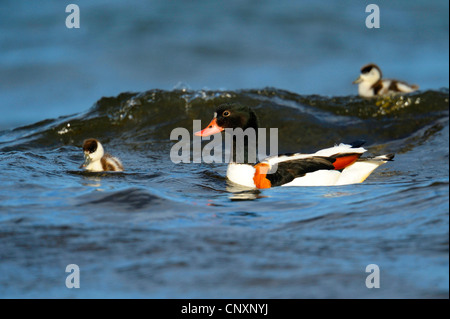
(353, 63, 382, 86)
(82, 138, 104, 165)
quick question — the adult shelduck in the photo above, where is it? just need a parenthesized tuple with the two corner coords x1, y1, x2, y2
(353, 63, 419, 98)
(195, 103, 394, 188)
(81, 138, 123, 172)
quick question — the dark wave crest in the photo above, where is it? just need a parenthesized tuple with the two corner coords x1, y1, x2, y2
(1, 88, 448, 154)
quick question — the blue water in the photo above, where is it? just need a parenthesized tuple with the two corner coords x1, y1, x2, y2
(0, 0, 448, 128)
(0, 1, 448, 299)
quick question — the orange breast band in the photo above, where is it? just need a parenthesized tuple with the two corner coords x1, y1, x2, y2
(253, 163, 272, 189)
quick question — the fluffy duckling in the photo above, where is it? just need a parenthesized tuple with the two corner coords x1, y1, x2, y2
(81, 138, 123, 172)
(353, 63, 419, 98)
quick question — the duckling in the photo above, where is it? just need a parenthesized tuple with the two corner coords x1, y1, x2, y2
(353, 63, 419, 98)
(81, 138, 123, 172)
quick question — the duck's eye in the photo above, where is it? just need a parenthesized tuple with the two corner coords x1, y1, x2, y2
(223, 110, 230, 117)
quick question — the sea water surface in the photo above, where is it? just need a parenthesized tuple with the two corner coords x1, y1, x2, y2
(0, 0, 448, 128)
(0, 0, 448, 299)
(0, 89, 448, 298)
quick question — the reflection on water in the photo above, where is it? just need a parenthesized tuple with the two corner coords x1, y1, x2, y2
(322, 191, 355, 198)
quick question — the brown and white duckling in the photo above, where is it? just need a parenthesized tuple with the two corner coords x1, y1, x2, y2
(353, 63, 419, 98)
(81, 138, 123, 172)
(195, 103, 394, 189)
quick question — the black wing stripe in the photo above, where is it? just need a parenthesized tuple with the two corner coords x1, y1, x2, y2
(266, 157, 335, 187)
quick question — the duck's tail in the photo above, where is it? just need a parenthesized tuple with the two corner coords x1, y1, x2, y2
(336, 153, 394, 185)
